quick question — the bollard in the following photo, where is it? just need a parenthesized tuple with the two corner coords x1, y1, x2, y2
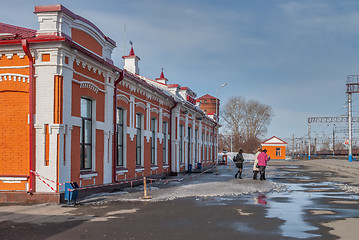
(142, 177, 152, 199)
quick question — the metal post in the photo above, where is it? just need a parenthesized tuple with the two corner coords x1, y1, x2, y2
(142, 177, 152, 199)
(314, 137, 317, 156)
(349, 92, 353, 162)
(333, 126, 335, 156)
(292, 134, 294, 157)
(308, 122, 311, 160)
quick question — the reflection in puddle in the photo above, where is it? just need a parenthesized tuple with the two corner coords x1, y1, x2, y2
(254, 195, 267, 205)
(264, 184, 321, 239)
(252, 181, 359, 239)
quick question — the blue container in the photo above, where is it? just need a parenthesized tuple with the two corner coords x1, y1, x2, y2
(64, 182, 79, 205)
(197, 163, 202, 170)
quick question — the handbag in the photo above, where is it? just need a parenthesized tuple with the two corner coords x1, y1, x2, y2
(256, 163, 259, 168)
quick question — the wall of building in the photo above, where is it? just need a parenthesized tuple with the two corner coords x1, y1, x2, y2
(0, 5, 219, 197)
(0, 53, 31, 191)
(264, 145, 286, 160)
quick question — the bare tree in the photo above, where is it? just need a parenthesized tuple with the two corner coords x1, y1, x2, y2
(220, 96, 273, 152)
(242, 99, 273, 139)
(221, 96, 245, 137)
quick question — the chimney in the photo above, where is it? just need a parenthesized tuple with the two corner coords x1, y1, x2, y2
(122, 46, 140, 74)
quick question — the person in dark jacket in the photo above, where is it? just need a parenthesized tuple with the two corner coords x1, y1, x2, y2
(233, 149, 244, 179)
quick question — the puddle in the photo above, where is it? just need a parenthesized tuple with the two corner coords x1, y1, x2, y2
(187, 166, 359, 239)
(251, 180, 359, 239)
(263, 183, 321, 239)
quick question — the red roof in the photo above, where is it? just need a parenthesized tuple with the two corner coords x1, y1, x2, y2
(156, 69, 166, 80)
(122, 47, 140, 59)
(261, 136, 288, 145)
(0, 22, 36, 38)
(196, 94, 217, 100)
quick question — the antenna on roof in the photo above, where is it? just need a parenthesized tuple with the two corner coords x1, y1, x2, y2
(123, 22, 126, 56)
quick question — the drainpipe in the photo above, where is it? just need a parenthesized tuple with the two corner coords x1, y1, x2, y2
(112, 71, 124, 182)
(21, 39, 34, 193)
(169, 102, 178, 175)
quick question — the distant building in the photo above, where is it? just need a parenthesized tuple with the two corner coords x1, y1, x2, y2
(196, 94, 219, 121)
(0, 5, 219, 202)
(261, 136, 288, 160)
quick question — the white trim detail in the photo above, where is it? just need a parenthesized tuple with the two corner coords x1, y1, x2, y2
(0, 74, 29, 83)
(150, 107, 159, 114)
(117, 94, 129, 104)
(72, 79, 106, 93)
(80, 172, 98, 179)
(136, 102, 147, 110)
(163, 113, 170, 119)
(0, 177, 28, 181)
(0, 65, 29, 69)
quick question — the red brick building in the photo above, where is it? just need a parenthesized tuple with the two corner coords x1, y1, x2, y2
(0, 5, 219, 202)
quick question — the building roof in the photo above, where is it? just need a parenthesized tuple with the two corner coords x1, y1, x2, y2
(122, 47, 140, 60)
(196, 94, 217, 101)
(34, 4, 116, 46)
(156, 69, 166, 80)
(0, 22, 36, 38)
(261, 136, 288, 145)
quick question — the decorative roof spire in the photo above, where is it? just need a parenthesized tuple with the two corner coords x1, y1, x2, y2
(128, 46, 135, 56)
(156, 68, 168, 85)
(159, 68, 165, 79)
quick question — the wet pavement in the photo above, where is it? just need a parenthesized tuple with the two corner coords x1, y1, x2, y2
(1, 160, 359, 239)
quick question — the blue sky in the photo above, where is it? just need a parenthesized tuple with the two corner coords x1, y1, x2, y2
(2, 0, 359, 140)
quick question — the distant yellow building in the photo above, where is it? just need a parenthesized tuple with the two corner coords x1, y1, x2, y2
(261, 136, 287, 160)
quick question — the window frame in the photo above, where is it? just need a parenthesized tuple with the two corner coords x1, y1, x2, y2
(136, 113, 142, 166)
(188, 127, 192, 164)
(80, 97, 93, 170)
(116, 107, 124, 167)
(151, 117, 156, 165)
(195, 129, 198, 162)
(179, 125, 184, 164)
(163, 121, 168, 165)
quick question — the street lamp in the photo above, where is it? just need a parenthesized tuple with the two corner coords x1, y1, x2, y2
(215, 83, 227, 121)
